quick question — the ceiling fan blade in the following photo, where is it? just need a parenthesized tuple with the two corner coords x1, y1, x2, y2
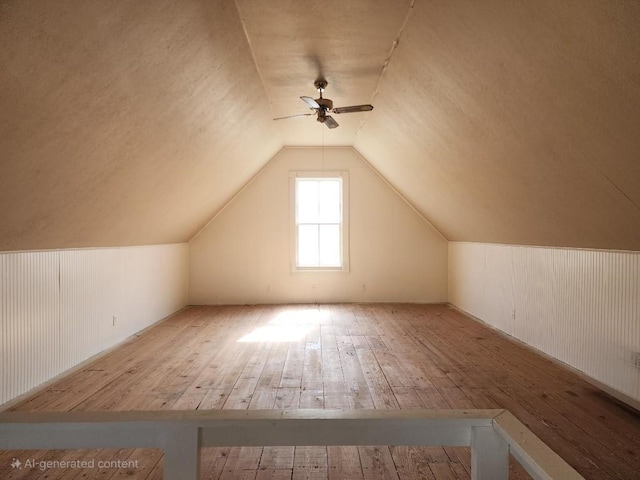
(324, 115, 339, 129)
(273, 113, 315, 121)
(300, 96, 321, 109)
(332, 104, 374, 114)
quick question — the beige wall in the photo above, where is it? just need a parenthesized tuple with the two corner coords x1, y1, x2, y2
(449, 242, 640, 405)
(189, 147, 448, 304)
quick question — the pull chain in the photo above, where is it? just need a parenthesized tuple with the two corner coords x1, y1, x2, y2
(322, 124, 325, 176)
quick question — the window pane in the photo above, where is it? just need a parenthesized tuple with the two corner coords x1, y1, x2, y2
(318, 180, 341, 223)
(296, 180, 319, 223)
(297, 224, 319, 266)
(319, 224, 341, 267)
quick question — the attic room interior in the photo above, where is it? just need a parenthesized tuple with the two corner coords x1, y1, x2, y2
(1, 0, 639, 479)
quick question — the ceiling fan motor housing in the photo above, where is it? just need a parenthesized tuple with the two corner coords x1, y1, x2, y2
(315, 97, 333, 111)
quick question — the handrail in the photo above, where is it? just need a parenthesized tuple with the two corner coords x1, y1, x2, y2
(0, 409, 584, 480)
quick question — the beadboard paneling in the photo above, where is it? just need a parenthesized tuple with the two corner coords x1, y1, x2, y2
(1, 252, 60, 404)
(1, 244, 188, 406)
(449, 242, 640, 403)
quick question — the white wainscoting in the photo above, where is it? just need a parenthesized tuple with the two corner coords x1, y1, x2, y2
(1, 244, 188, 406)
(449, 242, 640, 404)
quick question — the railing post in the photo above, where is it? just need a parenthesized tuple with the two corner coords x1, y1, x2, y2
(163, 425, 201, 480)
(471, 425, 509, 480)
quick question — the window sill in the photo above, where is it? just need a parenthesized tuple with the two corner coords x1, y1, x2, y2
(291, 266, 350, 273)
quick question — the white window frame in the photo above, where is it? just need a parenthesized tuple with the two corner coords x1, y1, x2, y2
(289, 171, 350, 272)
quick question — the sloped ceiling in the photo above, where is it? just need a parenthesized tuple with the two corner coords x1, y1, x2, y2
(0, 0, 281, 250)
(355, 0, 640, 250)
(1, 0, 639, 252)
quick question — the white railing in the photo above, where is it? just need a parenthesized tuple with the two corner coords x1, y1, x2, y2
(0, 409, 584, 480)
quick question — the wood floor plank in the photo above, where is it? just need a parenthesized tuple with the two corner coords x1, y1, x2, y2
(198, 447, 230, 480)
(275, 387, 302, 409)
(391, 446, 438, 479)
(427, 462, 463, 480)
(293, 446, 327, 480)
(358, 446, 399, 480)
(327, 446, 363, 480)
(280, 342, 305, 389)
(255, 468, 294, 480)
(259, 447, 294, 470)
(218, 446, 262, 480)
(110, 448, 162, 479)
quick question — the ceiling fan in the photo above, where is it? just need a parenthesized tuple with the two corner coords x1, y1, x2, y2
(273, 80, 374, 129)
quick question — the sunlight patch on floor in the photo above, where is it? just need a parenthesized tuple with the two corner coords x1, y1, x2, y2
(237, 308, 327, 342)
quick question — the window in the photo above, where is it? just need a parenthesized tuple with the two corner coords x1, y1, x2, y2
(290, 171, 349, 271)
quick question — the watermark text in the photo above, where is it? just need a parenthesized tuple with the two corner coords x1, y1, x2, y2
(10, 457, 139, 471)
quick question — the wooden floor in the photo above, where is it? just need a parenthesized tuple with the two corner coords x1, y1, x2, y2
(1, 304, 639, 479)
